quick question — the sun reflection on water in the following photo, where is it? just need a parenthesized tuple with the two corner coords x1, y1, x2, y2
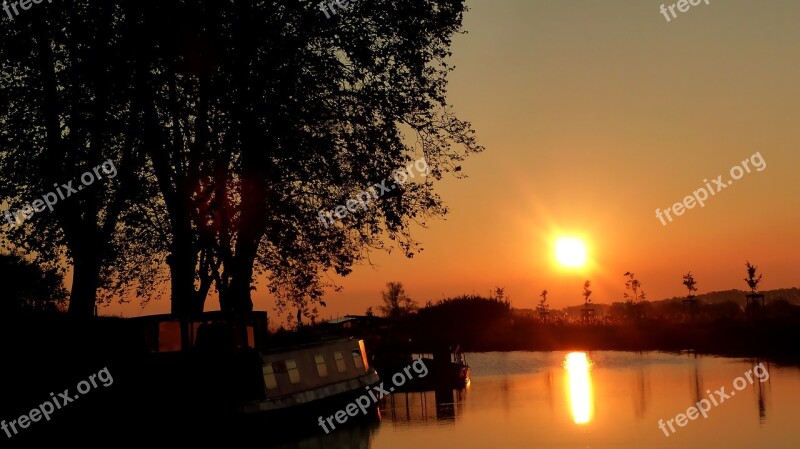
(564, 352, 594, 425)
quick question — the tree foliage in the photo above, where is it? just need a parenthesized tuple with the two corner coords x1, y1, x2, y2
(538, 289, 549, 311)
(744, 261, 762, 293)
(0, 1, 482, 317)
(623, 271, 646, 304)
(0, 2, 153, 315)
(0, 253, 67, 313)
(582, 280, 592, 306)
(682, 271, 698, 295)
(379, 281, 418, 318)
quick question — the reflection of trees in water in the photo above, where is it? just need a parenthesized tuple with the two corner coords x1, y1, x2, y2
(752, 358, 770, 424)
(545, 369, 555, 413)
(380, 389, 466, 425)
(688, 356, 771, 425)
(690, 352, 704, 405)
(499, 376, 511, 414)
(756, 378, 767, 423)
(632, 353, 650, 419)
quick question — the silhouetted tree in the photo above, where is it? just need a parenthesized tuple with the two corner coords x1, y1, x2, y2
(0, 253, 67, 313)
(1, 1, 482, 319)
(379, 282, 418, 319)
(683, 272, 698, 295)
(743, 261, 765, 317)
(537, 289, 549, 321)
(538, 289, 549, 309)
(623, 272, 646, 304)
(134, 0, 482, 317)
(623, 271, 647, 319)
(0, 2, 150, 316)
(681, 272, 699, 319)
(583, 280, 592, 306)
(744, 261, 763, 293)
(580, 280, 595, 322)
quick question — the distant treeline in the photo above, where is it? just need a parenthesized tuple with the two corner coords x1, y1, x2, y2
(663, 287, 800, 305)
(554, 288, 800, 322)
(384, 291, 800, 358)
(411, 294, 512, 347)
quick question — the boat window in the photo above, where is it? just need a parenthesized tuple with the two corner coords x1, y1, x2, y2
(315, 354, 328, 377)
(273, 360, 287, 373)
(263, 363, 278, 389)
(334, 352, 346, 373)
(158, 321, 182, 352)
(286, 359, 301, 384)
(352, 350, 364, 370)
(246, 326, 255, 348)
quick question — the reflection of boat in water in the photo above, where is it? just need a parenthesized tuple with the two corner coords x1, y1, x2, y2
(381, 388, 467, 425)
(130, 311, 380, 429)
(373, 346, 470, 391)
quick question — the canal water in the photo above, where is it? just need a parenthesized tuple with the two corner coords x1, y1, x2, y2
(274, 351, 800, 449)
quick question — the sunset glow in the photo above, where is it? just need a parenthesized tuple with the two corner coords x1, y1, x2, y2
(2, 1, 800, 447)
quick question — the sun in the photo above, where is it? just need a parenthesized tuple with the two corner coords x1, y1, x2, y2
(555, 237, 587, 268)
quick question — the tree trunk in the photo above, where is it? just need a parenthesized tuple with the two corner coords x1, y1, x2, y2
(33, 16, 103, 318)
(227, 247, 258, 313)
(68, 249, 101, 316)
(167, 214, 205, 317)
(225, 161, 268, 313)
(168, 248, 197, 317)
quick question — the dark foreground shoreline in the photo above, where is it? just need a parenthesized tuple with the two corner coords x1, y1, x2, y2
(0, 313, 797, 443)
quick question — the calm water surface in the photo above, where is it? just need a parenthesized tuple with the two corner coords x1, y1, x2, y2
(277, 351, 800, 449)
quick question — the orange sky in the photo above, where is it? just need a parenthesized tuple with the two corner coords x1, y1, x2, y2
(109, 0, 800, 321)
